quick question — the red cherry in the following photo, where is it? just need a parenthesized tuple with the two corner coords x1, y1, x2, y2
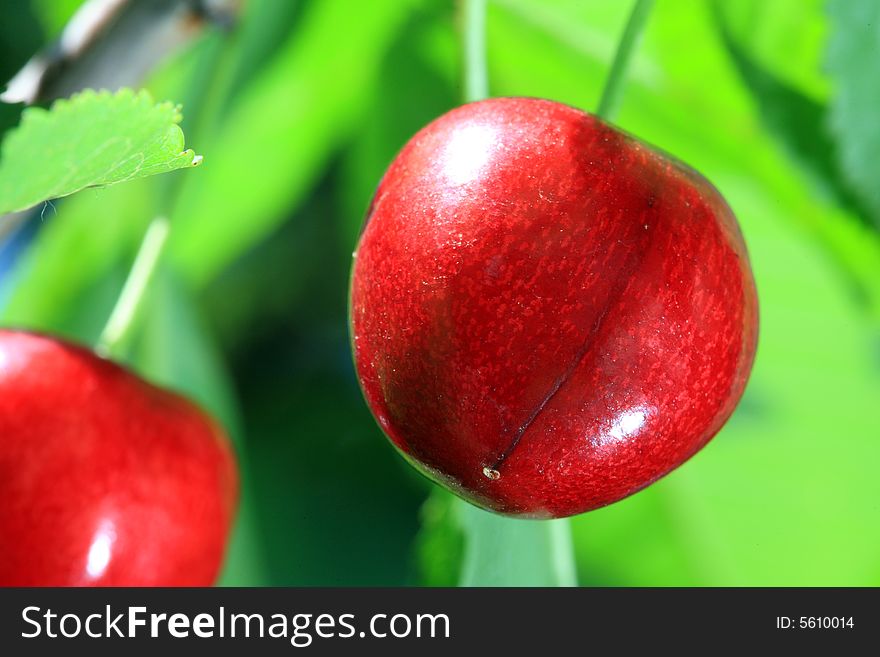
(0, 330, 237, 585)
(350, 97, 758, 518)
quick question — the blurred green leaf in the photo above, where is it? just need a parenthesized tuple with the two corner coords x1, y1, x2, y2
(239, 337, 427, 586)
(168, 0, 419, 287)
(0, 1, 42, 85)
(221, 0, 306, 104)
(1, 179, 154, 330)
(340, 2, 459, 241)
(201, 173, 340, 349)
(415, 491, 465, 587)
(710, 0, 830, 102)
(709, 4, 880, 307)
(130, 267, 239, 435)
(0, 89, 199, 214)
(570, 488, 702, 586)
(712, 3, 868, 224)
(826, 0, 880, 229)
(30, 0, 82, 38)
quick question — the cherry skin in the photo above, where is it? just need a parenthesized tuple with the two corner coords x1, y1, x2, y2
(350, 97, 758, 518)
(0, 330, 238, 585)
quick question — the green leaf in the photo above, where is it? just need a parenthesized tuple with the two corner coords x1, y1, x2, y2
(415, 490, 465, 587)
(340, 1, 459, 242)
(710, 0, 830, 102)
(0, 178, 155, 330)
(30, 0, 83, 38)
(826, 0, 880, 228)
(711, 4, 868, 225)
(167, 0, 418, 286)
(129, 268, 240, 436)
(239, 353, 427, 586)
(0, 88, 199, 214)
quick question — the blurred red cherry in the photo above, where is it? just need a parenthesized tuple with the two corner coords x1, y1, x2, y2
(0, 330, 238, 585)
(350, 97, 758, 518)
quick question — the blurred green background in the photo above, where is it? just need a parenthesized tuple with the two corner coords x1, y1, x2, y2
(1, 0, 878, 586)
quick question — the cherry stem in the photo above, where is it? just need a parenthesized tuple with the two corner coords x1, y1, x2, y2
(549, 515, 578, 585)
(596, 0, 655, 121)
(96, 216, 170, 358)
(462, 0, 489, 103)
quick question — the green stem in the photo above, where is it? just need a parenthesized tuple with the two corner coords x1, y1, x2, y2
(462, 0, 489, 103)
(548, 518, 577, 586)
(96, 216, 170, 358)
(596, 0, 655, 121)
